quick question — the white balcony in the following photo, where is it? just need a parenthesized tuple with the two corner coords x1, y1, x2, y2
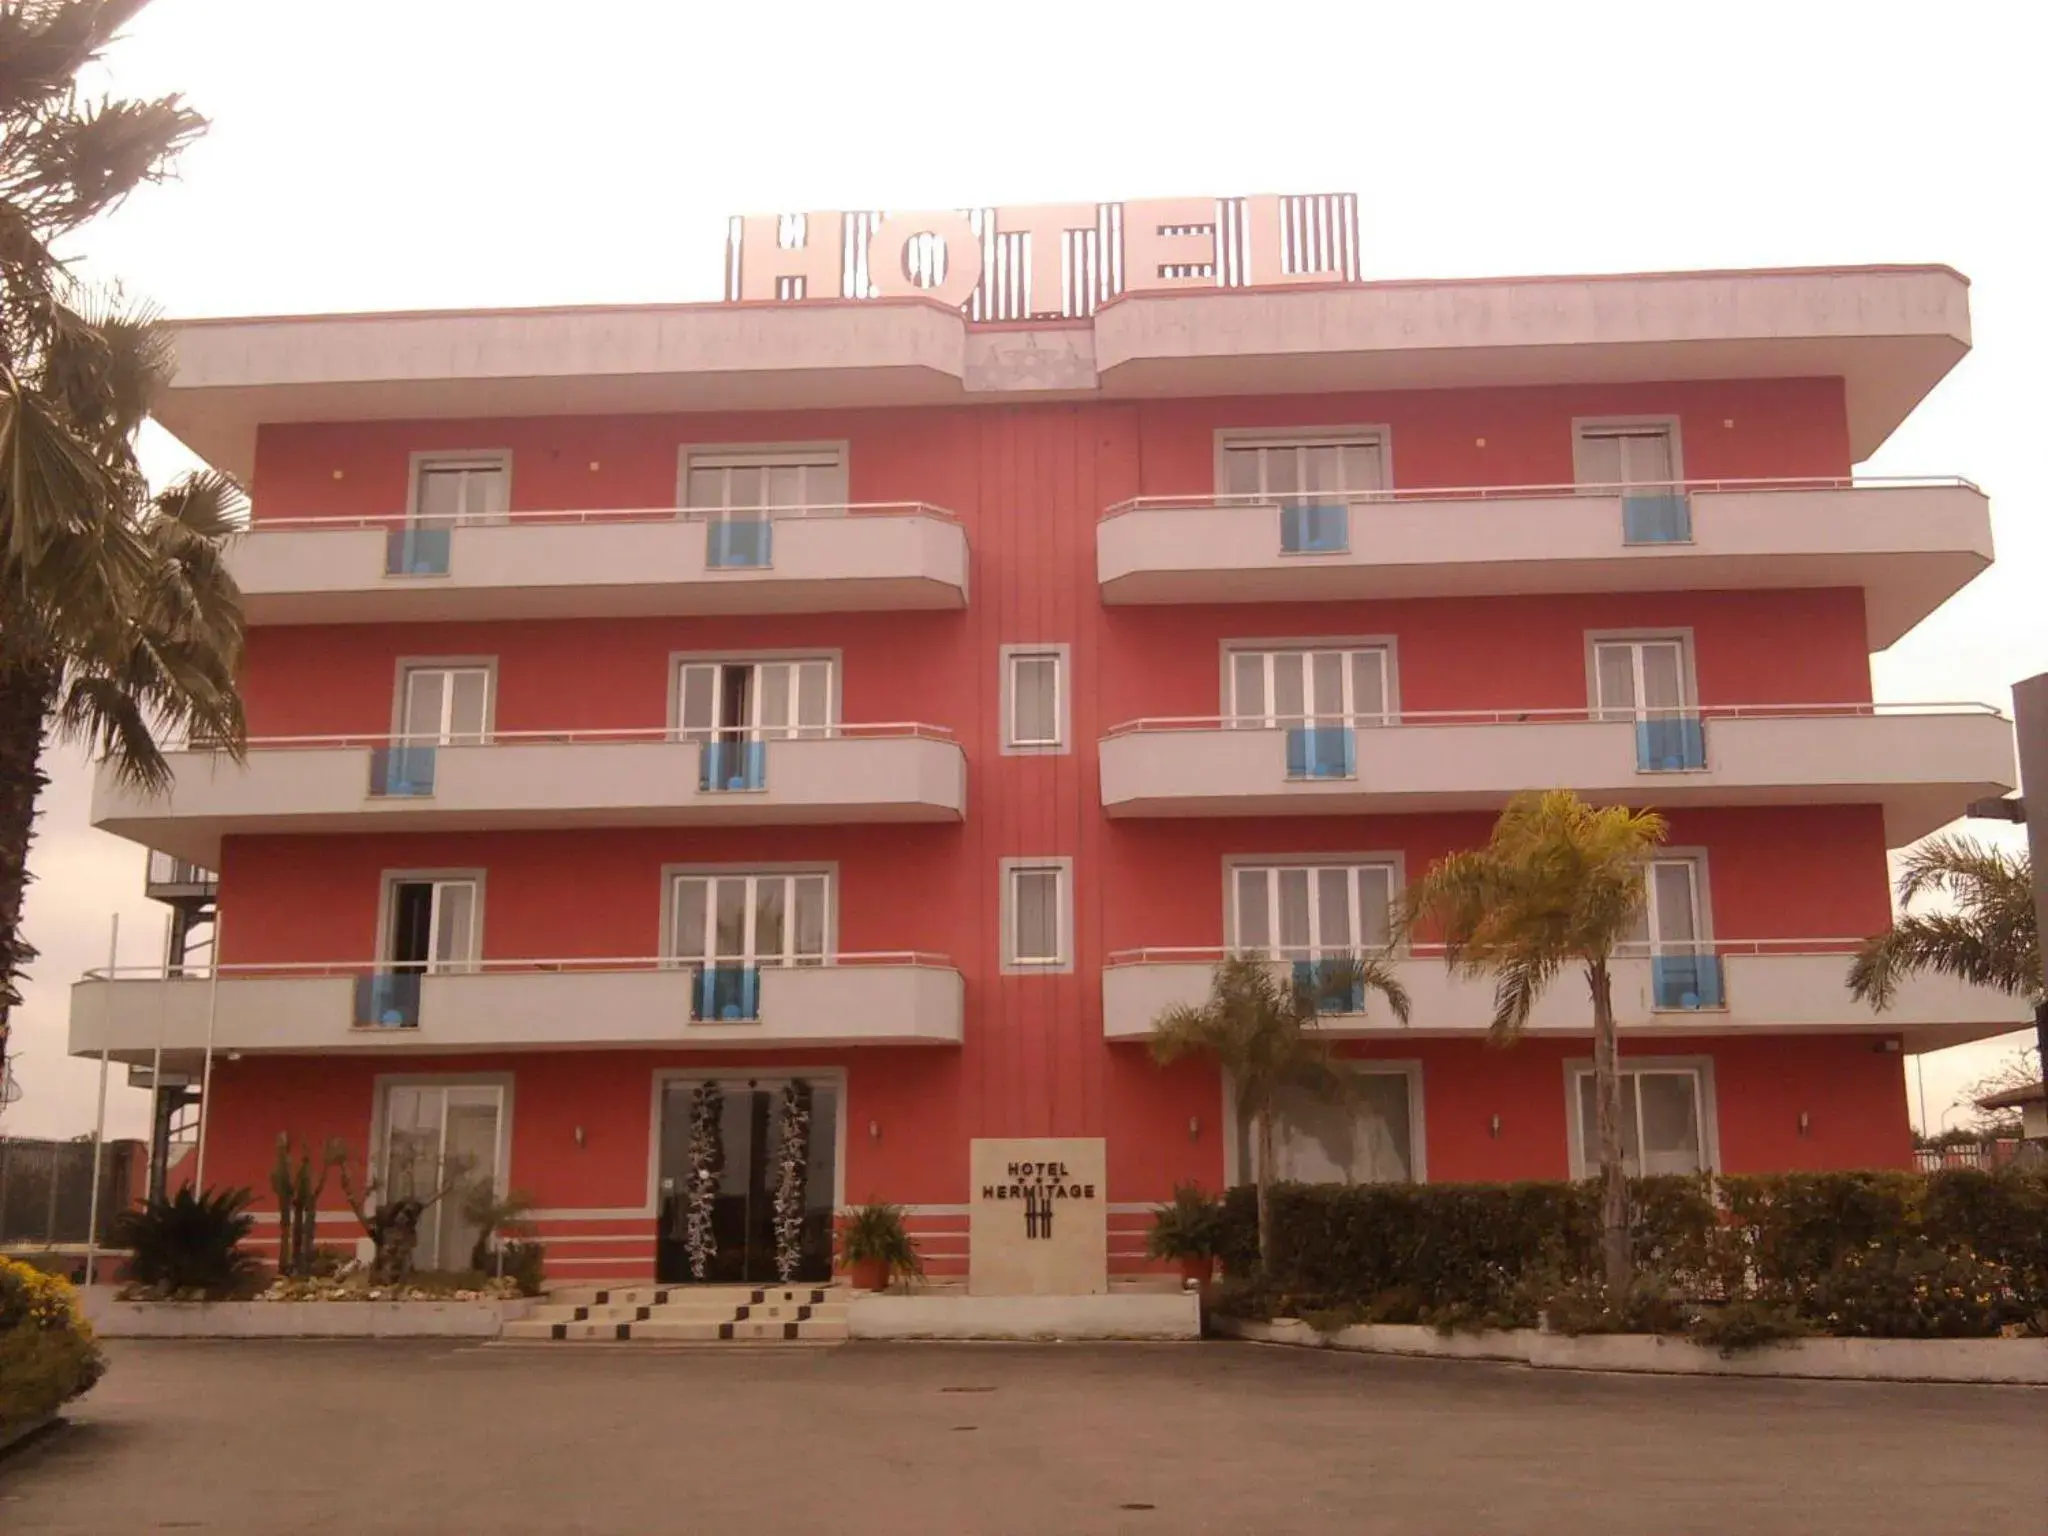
(1101, 947, 2030, 1054)
(94, 726, 966, 867)
(69, 954, 965, 1062)
(226, 504, 969, 625)
(1097, 705, 2014, 846)
(1096, 478, 1991, 649)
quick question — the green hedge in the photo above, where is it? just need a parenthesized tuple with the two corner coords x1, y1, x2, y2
(1211, 1167, 2048, 1338)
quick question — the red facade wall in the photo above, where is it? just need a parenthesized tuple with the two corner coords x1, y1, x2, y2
(202, 373, 1909, 1274)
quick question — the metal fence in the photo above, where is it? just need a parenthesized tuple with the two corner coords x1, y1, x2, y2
(0, 1137, 144, 1247)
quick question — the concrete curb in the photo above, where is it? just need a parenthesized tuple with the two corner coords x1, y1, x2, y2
(849, 1291, 1200, 1340)
(1215, 1316, 2048, 1384)
(83, 1297, 535, 1339)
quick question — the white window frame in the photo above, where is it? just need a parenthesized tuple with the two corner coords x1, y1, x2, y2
(1000, 644, 1069, 755)
(369, 1072, 514, 1270)
(669, 653, 840, 742)
(1564, 1055, 1720, 1179)
(392, 659, 495, 745)
(1225, 856, 1403, 961)
(1622, 849, 1714, 957)
(1223, 1061, 1427, 1185)
(661, 866, 835, 968)
(376, 870, 484, 975)
(676, 442, 850, 514)
(1586, 629, 1697, 722)
(407, 451, 511, 527)
(1000, 857, 1073, 974)
(1213, 426, 1394, 501)
(1222, 640, 1397, 728)
(1571, 417, 1684, 491)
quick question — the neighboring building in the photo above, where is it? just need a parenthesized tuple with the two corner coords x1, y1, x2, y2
(67, 204, 2030, 1283)
(1976, 1081, 2048, 1142)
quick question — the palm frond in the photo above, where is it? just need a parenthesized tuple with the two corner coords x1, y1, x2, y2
(1850, 913, 2039, 1009)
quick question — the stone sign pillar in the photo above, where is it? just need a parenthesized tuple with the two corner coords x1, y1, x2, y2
(967, 1138, 1107, 1296)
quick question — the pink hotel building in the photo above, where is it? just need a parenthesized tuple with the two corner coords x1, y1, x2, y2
(70, 196, 2027, 1285)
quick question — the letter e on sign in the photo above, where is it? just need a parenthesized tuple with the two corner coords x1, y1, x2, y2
(1122, 198, 1219, 293)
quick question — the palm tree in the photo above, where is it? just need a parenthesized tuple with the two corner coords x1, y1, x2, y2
(1, 1, 243, 1077)
(1400, 789, 1668, 1296)
(1849, 834, 2042, 1100)
(1149, 951, 1411, 1274)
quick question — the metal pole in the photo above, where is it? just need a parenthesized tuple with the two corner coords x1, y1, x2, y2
(194, 911, 224, 1191)
(83, 914, 118, 1287)
(148, 911, 172, 1201)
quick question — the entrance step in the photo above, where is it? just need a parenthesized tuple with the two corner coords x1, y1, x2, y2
(508, 1283, 850, 1344)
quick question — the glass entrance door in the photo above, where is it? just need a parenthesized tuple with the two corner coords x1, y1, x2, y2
(655, 1077, 839, 1284)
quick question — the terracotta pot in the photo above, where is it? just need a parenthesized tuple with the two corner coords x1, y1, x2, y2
(849, 1257, 890, 1292)
(1178, 1254, 1215, 1287)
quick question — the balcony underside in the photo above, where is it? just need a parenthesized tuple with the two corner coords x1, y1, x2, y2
(1101, 957, 2029, 1055)
(94, 738, 967, 868)
(1097, 714, 2015, 847)
(1096, 486, 1992, 651)
(70, 965, 966, 1061)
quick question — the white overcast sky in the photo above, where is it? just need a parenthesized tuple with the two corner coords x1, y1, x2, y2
(4, 0, 2042, 1140)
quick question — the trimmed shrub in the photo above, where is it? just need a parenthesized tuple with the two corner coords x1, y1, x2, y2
(1798, 1241, 2010, 1339)
(1689, 1299, 1809, 1355)
(114, 1185, 258, 1298)
(0, 1258, 105, 1434)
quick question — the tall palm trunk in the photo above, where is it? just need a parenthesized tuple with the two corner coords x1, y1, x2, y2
(1587, 957, 1630, 1295)
(1255, 1105, 1276, 1276)
(0, 660, 58, 1075)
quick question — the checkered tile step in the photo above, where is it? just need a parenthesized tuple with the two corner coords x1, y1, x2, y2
(502, 1285, 849, 1343)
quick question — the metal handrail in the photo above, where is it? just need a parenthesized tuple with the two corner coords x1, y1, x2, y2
(1100, 473, 1980, 519)
(238, 501, 959, 532)
(1102, 701, 2007, 737)
(1106, 940, 1870, 966)
(81, 951, 953, 982)
(170, 721, 956, 752)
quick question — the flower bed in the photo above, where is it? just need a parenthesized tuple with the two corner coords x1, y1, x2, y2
(0, 1257, 105, 1444)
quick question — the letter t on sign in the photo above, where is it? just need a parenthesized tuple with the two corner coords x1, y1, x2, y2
(1121, 198, 1220, 293)
(995, 204, 1098, 318)
(736, 212, 846, 302)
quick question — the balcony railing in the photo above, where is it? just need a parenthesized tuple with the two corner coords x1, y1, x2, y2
(74, 952, 964, 1053)
(1098, 939, 2031, 1045)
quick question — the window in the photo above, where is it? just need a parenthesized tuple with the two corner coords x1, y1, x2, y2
(675, 658, 834, 742)
(1236, 1071, 1420, 1184)
(1573, 421, 1680, 489)
(1002, 646, 1068, 754)
(1570, 1061, 1715, 1177)
(1001, 858, 1072, 973)
(1231, 861, 1396, 959)
(1590, 636, 1692, 722)
(398, 665, 491, 745)
(412, 456, 509, 527)
(1626, 857, 1707, 955)
(378, 1080, 505, 1270)
(1227, 646, 1391, 728)
(682, 447, 847, 512)
(1220, 432, 1388, 502)
(384, 876, 479, 974)
(668, 871, 830, 968)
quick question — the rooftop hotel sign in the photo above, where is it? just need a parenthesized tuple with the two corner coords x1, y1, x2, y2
(724, 194, 1362, 322)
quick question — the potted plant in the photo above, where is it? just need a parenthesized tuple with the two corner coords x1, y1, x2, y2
(1146, 1183, 1223, 1287)
(837, 1202, 922, 1292)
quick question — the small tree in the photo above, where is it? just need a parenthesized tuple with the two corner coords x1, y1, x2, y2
(459, 1183, 537, 1275)
(332, 1140, 472, 1283)
(1148, 952, 1410, 1275)
(1401, 788, 1667, 1297)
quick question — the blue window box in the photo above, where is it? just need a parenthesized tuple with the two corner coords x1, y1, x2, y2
(707, 517, 772, 568)
(1286, 725, 1356, 780)
(1292, 957, 1366, 1015)
(1634, 715, 1707, 772)
(1622, 493, 1692, 545)
(1279, 501, 1348, 554)
(699, 738, 767, 792)
(692, 964, 762, 1022)
(385, 525, 451, 576)
(1651, 952, 1724, 1011)
(354, 970, 422, 1029)
(370, 744, 437, 797)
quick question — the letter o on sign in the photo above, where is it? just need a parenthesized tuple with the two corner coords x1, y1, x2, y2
(866, 210, 983, 310)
